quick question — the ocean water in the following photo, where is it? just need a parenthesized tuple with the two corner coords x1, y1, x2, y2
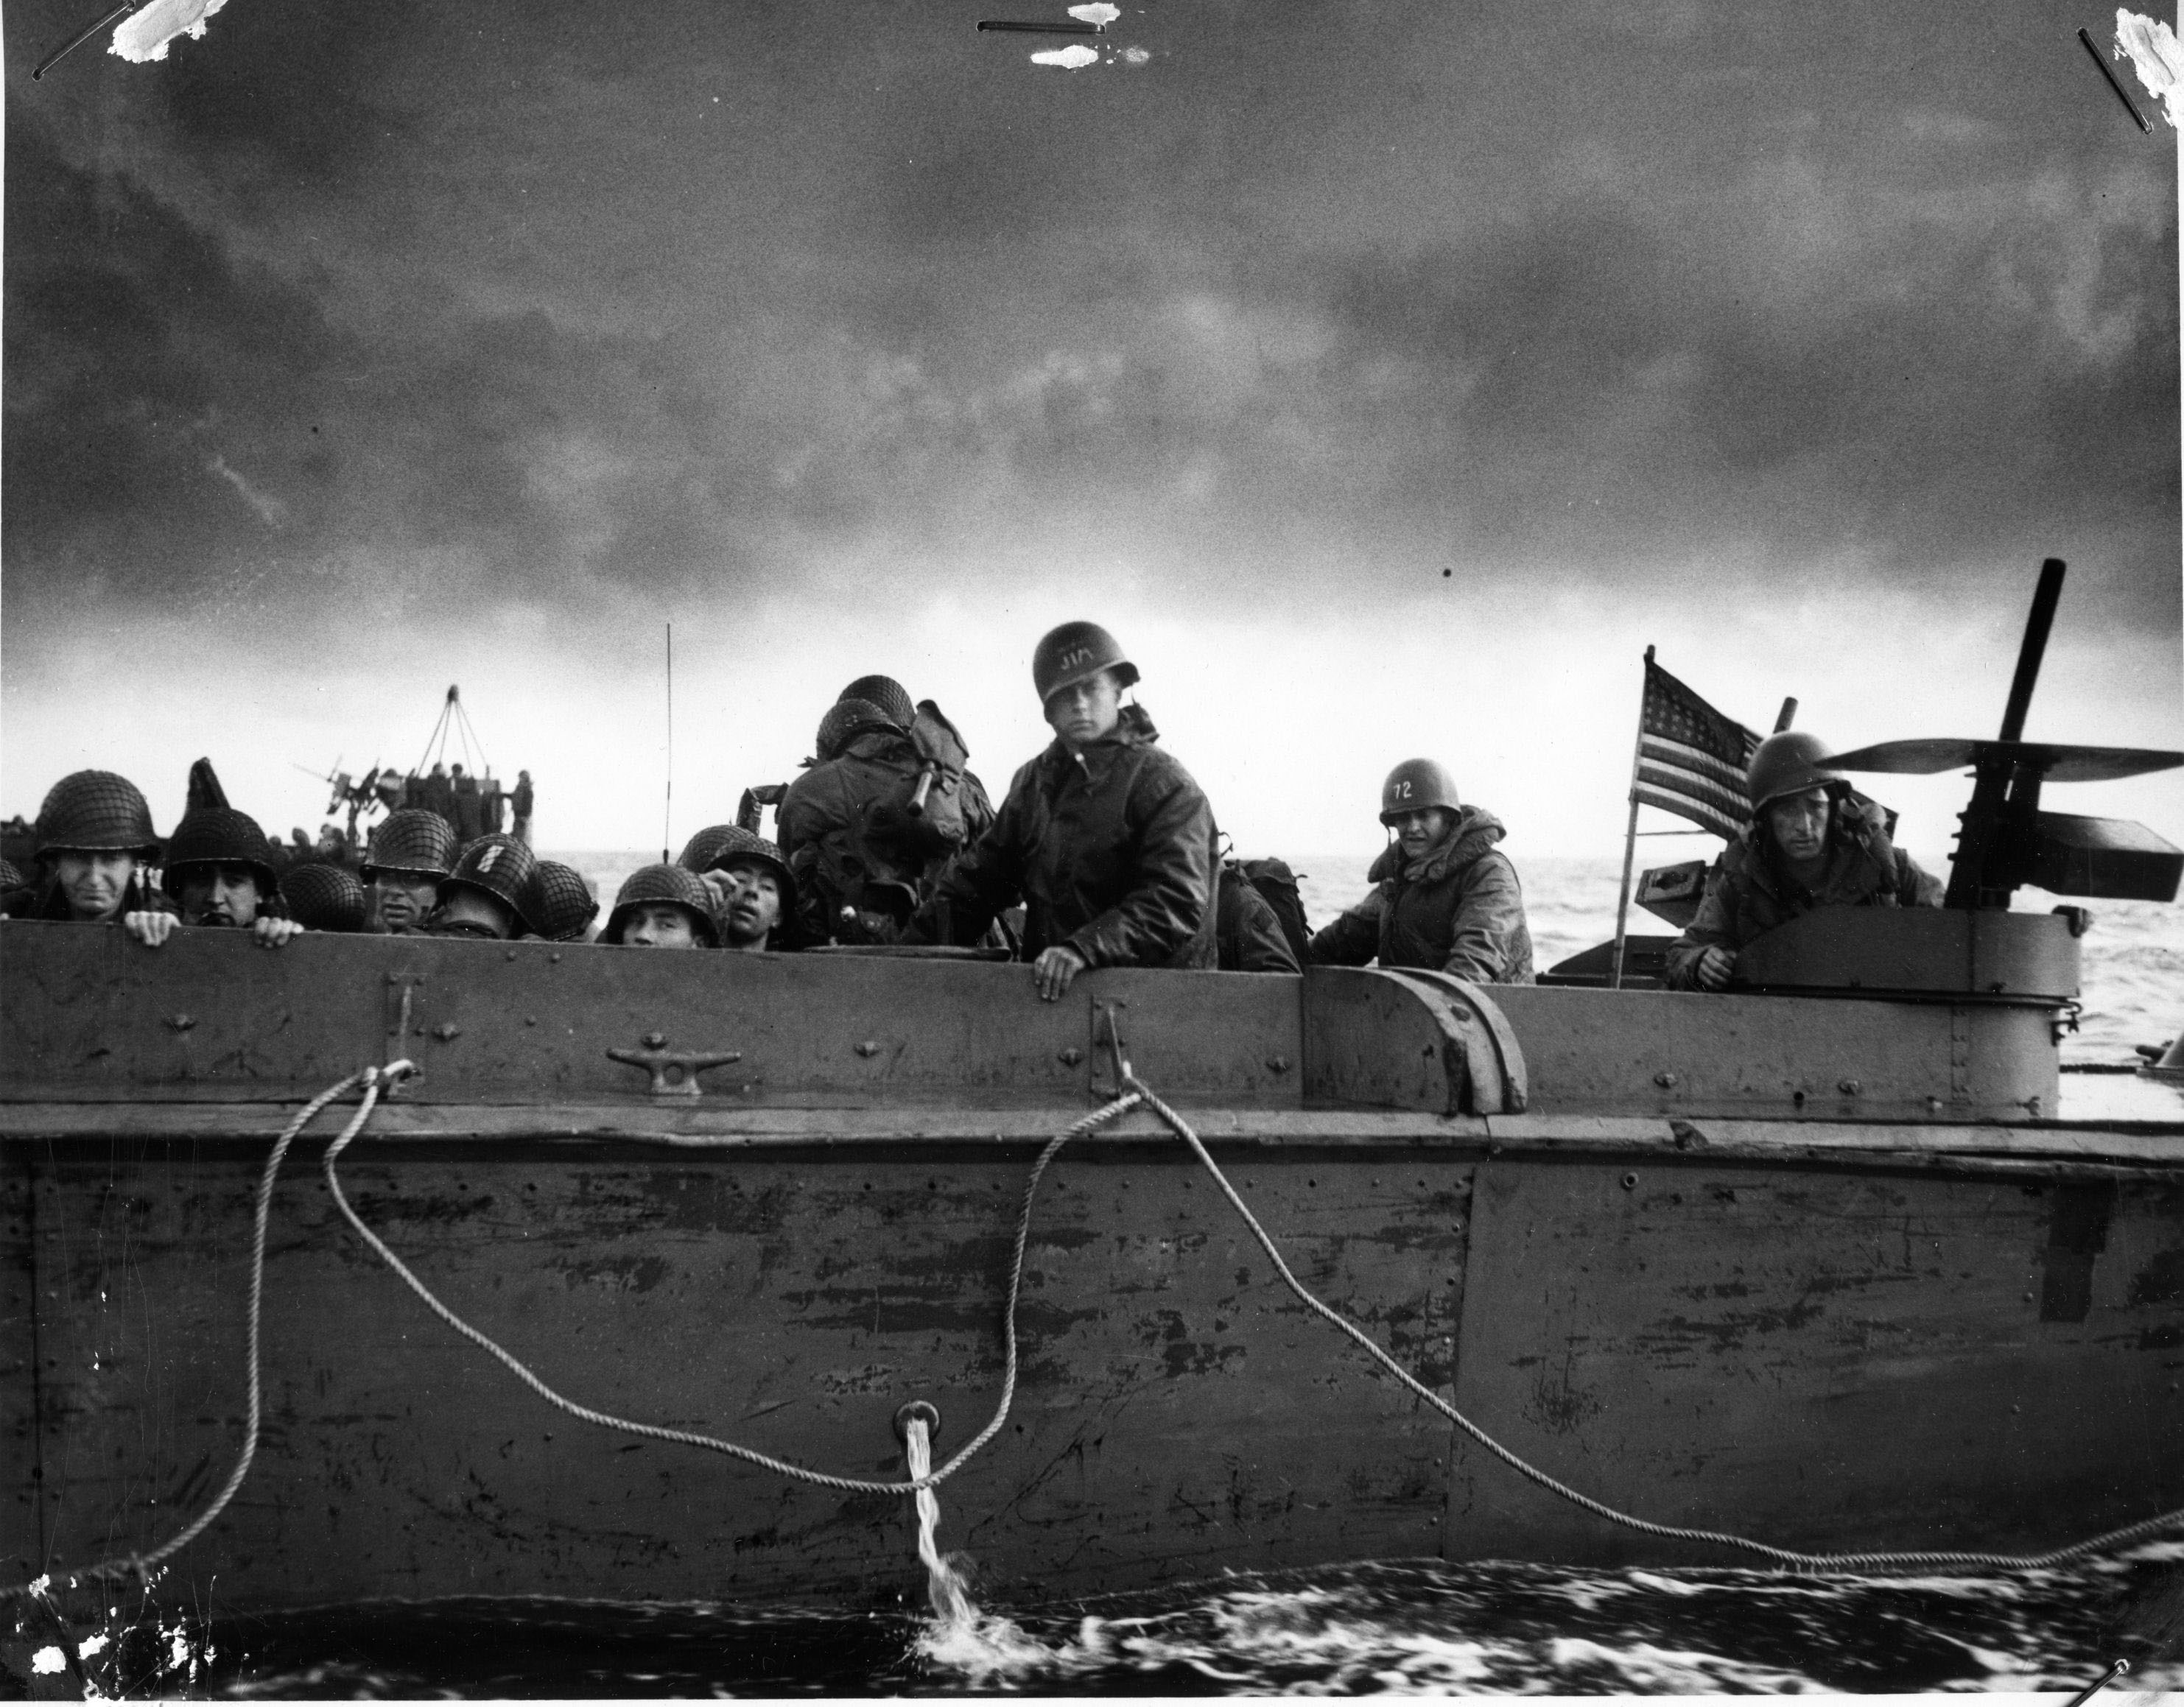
(16, 1546, 2183, 1697)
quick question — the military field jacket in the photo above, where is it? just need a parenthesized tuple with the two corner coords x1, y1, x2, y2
(1662, 795, 1944, 989)
(927, 705, 1217, 968)
(1307, 807, 1534, 984)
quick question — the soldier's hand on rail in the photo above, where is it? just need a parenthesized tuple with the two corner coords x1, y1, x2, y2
(253, 917, 306, 949)
(124, 910, 179, 948)
(1033, 945, 1086, 1002)
(1694, 946, 1735, 991)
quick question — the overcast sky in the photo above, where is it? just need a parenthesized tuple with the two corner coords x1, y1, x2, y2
(4, 0, 2178, 867)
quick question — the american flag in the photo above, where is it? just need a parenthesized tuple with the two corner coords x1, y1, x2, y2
(1632, 658, 1760, 840)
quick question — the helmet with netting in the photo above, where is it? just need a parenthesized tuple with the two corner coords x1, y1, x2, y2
(161, 807, 279, 895)
(439, 834, 541, 935)
(362, 809, 458, 881)
(533, 860, 600, 942)
(815, 697, 901, 763)
(35, 770, 160, 857)
(687, 824, 797, 918)
(838, 675, 916, 732)
(601, 862, 719, 946)
(278, 862, 368, 932)
(675, 825, 741, 875)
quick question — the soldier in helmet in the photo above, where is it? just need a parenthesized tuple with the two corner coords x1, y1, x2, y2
(0, 858, 31, 918)
(599, 865, 718, 948)
(681, 826, 796, 952)
(918, 621, 1218, 1000)
(1308, 759, 1534, 984)
(25, 770, 175, 943)
(1665, 732, 1943, 991)
(533, 861, 600, 943)
(429, 834, 541, 940)
(279, 862, 369, 934)
(152, 806, 305, 948)
(777, 678, 995, 947)
(362, 809, 458, 935)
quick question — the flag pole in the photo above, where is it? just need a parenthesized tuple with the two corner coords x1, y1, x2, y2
(1607, 644, 1653, 990)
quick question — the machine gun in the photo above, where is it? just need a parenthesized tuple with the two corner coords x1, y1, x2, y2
(1827, 559, 2184, 909)
(292, 759, 388, 853)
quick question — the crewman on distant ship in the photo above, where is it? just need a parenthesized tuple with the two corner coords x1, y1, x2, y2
(362, 809, 459, 935)
(598, 864, 718, 948)
(511, 770, 536, 846)
(1307, 759, 1534, 983)
(450, 764, 485, 841)
(24, 770, 175, 943)
(1665, 732, 1944, 991)
(428, 833, 541, 940)
(916, 622, 1218, 1000)
(776, 676, 994, 946)
(148, 805, 306, 947)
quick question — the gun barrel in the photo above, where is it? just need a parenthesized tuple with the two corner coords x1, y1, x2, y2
(907, 766, 938, 817)
(1998, 558, 2065, 742)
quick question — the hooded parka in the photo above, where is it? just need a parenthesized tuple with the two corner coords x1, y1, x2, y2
(1307, 805, 1534, 983)
(1662, 792, 1942, 989)
(927, 703, 1217, 968)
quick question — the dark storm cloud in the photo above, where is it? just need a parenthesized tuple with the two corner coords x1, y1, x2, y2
(3, 0, 2175, 644)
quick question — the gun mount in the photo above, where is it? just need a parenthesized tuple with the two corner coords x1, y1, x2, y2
(1829, 560, 2184, 910)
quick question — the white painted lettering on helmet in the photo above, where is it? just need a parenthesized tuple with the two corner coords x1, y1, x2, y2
(477, 845, 501, 873)
(1059, 646, 1093, 671)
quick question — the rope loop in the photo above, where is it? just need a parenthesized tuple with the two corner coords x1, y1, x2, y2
(1114, 1070, 2184, 1576)
(11, 1051, 2180, 1604)
(7, 1063, 407, 1602)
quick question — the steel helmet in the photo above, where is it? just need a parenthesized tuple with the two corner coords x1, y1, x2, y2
(1031, 622, 1138, 706)
(815, 698, 900, 763)
(692, 825, 798, 918)
(438, 833, 541, 935)
(675, 824, 740, 875)
(838, 675, 916, 733)
(602, 862, 719, 946)
(0, 859, 24, 893)
(362, 809, 457, 881)
(35, 770, 160, 857)
(533, 860, 600, 942)
(161, 807, 280, 894)
(1379, 759, 1461, 826)
(278, 862, 368, 932)
(1746, 731, 1842, 813)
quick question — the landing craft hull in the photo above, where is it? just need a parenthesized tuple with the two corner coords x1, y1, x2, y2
(2, 923, 2180, 1608)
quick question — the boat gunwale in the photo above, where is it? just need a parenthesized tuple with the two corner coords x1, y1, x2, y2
(3, 1099, 2177, 1179)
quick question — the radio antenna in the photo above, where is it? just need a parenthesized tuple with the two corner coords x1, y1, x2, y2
(663, 623, 674, 863)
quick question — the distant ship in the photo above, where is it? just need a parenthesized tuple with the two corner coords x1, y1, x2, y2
(306, 683, 524, 860)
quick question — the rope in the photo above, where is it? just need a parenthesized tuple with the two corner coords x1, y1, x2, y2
(320, 1086, 1151, 1496)
(1117, 1071, 2184, 1575)
(22, 1052, 2172, 1597)
(6, 1065, 407, 1602)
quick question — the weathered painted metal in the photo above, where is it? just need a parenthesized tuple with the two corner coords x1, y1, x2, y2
(1, 919, 2180, 1610)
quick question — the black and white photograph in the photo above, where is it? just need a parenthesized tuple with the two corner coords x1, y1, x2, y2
(3, 0, 2182, 1695)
